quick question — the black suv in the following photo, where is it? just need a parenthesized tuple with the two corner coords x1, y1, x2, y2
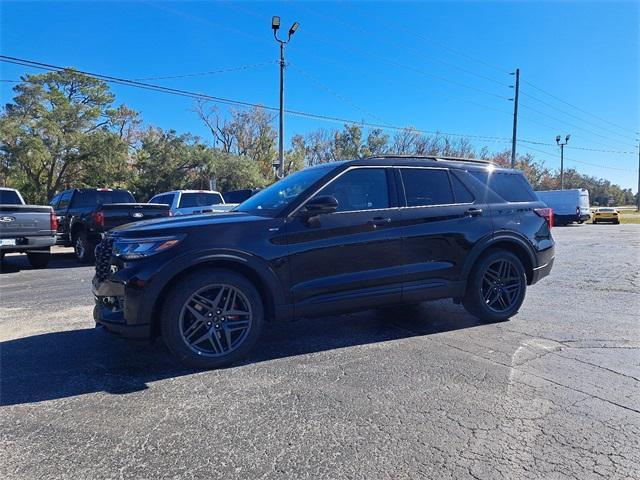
(93, 157, 555, 368)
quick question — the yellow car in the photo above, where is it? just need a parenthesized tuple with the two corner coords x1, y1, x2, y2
(592, 207, 620, 224)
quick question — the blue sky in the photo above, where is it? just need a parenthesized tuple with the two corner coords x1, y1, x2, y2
(1, 0, 638, 191)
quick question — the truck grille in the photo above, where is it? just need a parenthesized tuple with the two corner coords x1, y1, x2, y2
(95, 237, 114, 282)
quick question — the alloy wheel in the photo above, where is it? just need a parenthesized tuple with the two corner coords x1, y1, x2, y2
(179, 284, 253, 357)
(480, 259, 523, 313)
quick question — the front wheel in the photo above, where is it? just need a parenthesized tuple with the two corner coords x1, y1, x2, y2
(463, 250, 527, 322)
(161, 269, 264, 369)
(27, 249, 51, 269)
(73, 231, 95, 263)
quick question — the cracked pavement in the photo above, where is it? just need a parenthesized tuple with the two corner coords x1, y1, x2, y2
(1, 224, 639, 479)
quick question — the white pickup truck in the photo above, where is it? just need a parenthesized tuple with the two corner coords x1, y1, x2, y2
(148, 190, 237, 216)
(0, 187, 57, 268)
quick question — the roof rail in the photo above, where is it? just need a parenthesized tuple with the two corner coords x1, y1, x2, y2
(364, 154, 494, 165)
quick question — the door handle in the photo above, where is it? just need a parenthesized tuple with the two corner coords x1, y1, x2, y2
(368, 216, 392, 227)
(465, 208, 483, 217)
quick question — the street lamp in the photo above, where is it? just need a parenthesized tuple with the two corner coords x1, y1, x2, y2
(272, 16, 300, 178)
(556, 134, 570, 190)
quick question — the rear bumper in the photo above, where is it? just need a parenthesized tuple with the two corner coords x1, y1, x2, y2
(0, 235, 55, 252)
(531, 256, 554, 284)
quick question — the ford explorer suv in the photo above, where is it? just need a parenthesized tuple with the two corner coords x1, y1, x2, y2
(50, 188, 170, 262)
(92, 157, 555, 369)
(0, 187, 57, 268)
(148, 190, 235, 216)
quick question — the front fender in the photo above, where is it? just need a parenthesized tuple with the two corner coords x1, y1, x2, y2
(129, 248, 288, 326)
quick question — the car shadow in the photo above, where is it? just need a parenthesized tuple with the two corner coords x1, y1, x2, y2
(0, 303, 487, 406)
(0, 250, 86, 274)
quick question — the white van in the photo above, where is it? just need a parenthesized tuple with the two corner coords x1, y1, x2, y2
(536, 188, 591, 226)
(149, 190, 236, 216)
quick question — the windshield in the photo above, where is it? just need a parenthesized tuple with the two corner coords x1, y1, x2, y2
(235, 166, 334, 216)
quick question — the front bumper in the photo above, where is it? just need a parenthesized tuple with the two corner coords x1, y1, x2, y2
(93, 277, 151, 339)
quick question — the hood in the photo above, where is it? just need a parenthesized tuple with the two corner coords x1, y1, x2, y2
(110, 211, 268, 236)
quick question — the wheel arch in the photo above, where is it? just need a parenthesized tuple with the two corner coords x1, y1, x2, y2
(148, 254, 285, 338)
(461, 234, 536, 290)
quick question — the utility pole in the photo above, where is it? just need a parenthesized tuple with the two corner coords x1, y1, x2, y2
(510, 68, 520, 168)
(556, 134, 571, 190)
(636, 138, 640, 211)
(272, 16, 299, 178)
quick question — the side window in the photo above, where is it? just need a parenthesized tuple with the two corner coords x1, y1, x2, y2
(400, 169, 454, 206)
(58, 191, 73, 210)
(470, 171, 536, 202)
(151, 194, 172, 206)
(450, 173, 475, 203)
(49, 194, 61, 208)
(315, 168, 389, 212)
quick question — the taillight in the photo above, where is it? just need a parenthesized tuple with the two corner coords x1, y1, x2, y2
(50, 209, 58, 231)
(93, 211, 105, 227)
(534, 207, 553, 229)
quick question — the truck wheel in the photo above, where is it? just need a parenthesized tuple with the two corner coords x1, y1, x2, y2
(463, 250, 527, 323)
(73, 231, 95, 263)
(161, 269, 265, 369)
(27, 249, 51, 269)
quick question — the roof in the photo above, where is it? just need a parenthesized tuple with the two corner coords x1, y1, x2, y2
(341, 155, 513, 172)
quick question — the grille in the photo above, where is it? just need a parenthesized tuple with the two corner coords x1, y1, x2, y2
(95, 236, 114, 282)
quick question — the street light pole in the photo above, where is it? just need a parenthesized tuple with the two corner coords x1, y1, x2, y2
(272, 16, 299, 179)
(556, 134, 571, 190)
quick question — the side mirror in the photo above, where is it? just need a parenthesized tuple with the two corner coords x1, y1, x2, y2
(299, 195, 338, 217)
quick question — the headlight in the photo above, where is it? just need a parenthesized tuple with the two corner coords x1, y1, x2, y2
(112, 235, 184, 260)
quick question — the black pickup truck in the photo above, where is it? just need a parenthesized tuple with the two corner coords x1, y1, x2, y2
(50, 188, 170, 262)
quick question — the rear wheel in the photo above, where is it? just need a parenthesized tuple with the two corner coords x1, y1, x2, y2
(161, 269, 264, 369)
(27, 249, 51, 269)
(73, 231, 95, 263)
(463, 250, 527, 322)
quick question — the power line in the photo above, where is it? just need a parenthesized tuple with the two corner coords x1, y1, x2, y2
(520, 90, 637, 142)
(522, 79, 638, 136)
(132, 61, 278, 81)
(519, 101, 638, 149)
(0, 55, 515, 143)
(518, 142, 639, 173)
(3, 55, 637, 172)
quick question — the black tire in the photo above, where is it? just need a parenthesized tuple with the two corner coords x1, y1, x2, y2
(161, 269, 264, 369)
(27, 249, 51, 269)
(463, 250, 527, 323)
(73, 230, 95, 263)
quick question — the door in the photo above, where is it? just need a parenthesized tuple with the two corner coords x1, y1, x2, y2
(286, 167, 403, 317)
(55, 191, 73, 243)
(397, 167, 493, 302)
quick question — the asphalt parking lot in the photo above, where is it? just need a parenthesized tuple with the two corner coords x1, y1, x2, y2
(1, 225, 639, 479)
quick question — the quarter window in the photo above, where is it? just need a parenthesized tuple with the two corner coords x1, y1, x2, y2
(400, 169, 454, 206)
(315, 168, 389, 212)
(469, 171, 536, 202)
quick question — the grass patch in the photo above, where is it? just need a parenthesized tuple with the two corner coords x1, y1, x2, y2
(620, 211, 640, 224)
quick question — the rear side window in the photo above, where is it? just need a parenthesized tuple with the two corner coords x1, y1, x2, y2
(71, 190, 135, 207)
(400, 168, 454, 206)
(469, 171, 536, 202)
(178, 192, 224, 208)
(0, 190, 22, 205)
(49, 194, 61, 208)
(450, 173, 475, 203)
(58, 191, 73, 210)
(316, 168, 390, 212)
(151, 194, 173, 206)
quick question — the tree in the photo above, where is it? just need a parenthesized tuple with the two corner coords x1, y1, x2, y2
(0, 69, 137, 203)
(194, 101, 278, 178)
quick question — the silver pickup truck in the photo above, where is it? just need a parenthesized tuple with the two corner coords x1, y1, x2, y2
(0, 187, 57, 268)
